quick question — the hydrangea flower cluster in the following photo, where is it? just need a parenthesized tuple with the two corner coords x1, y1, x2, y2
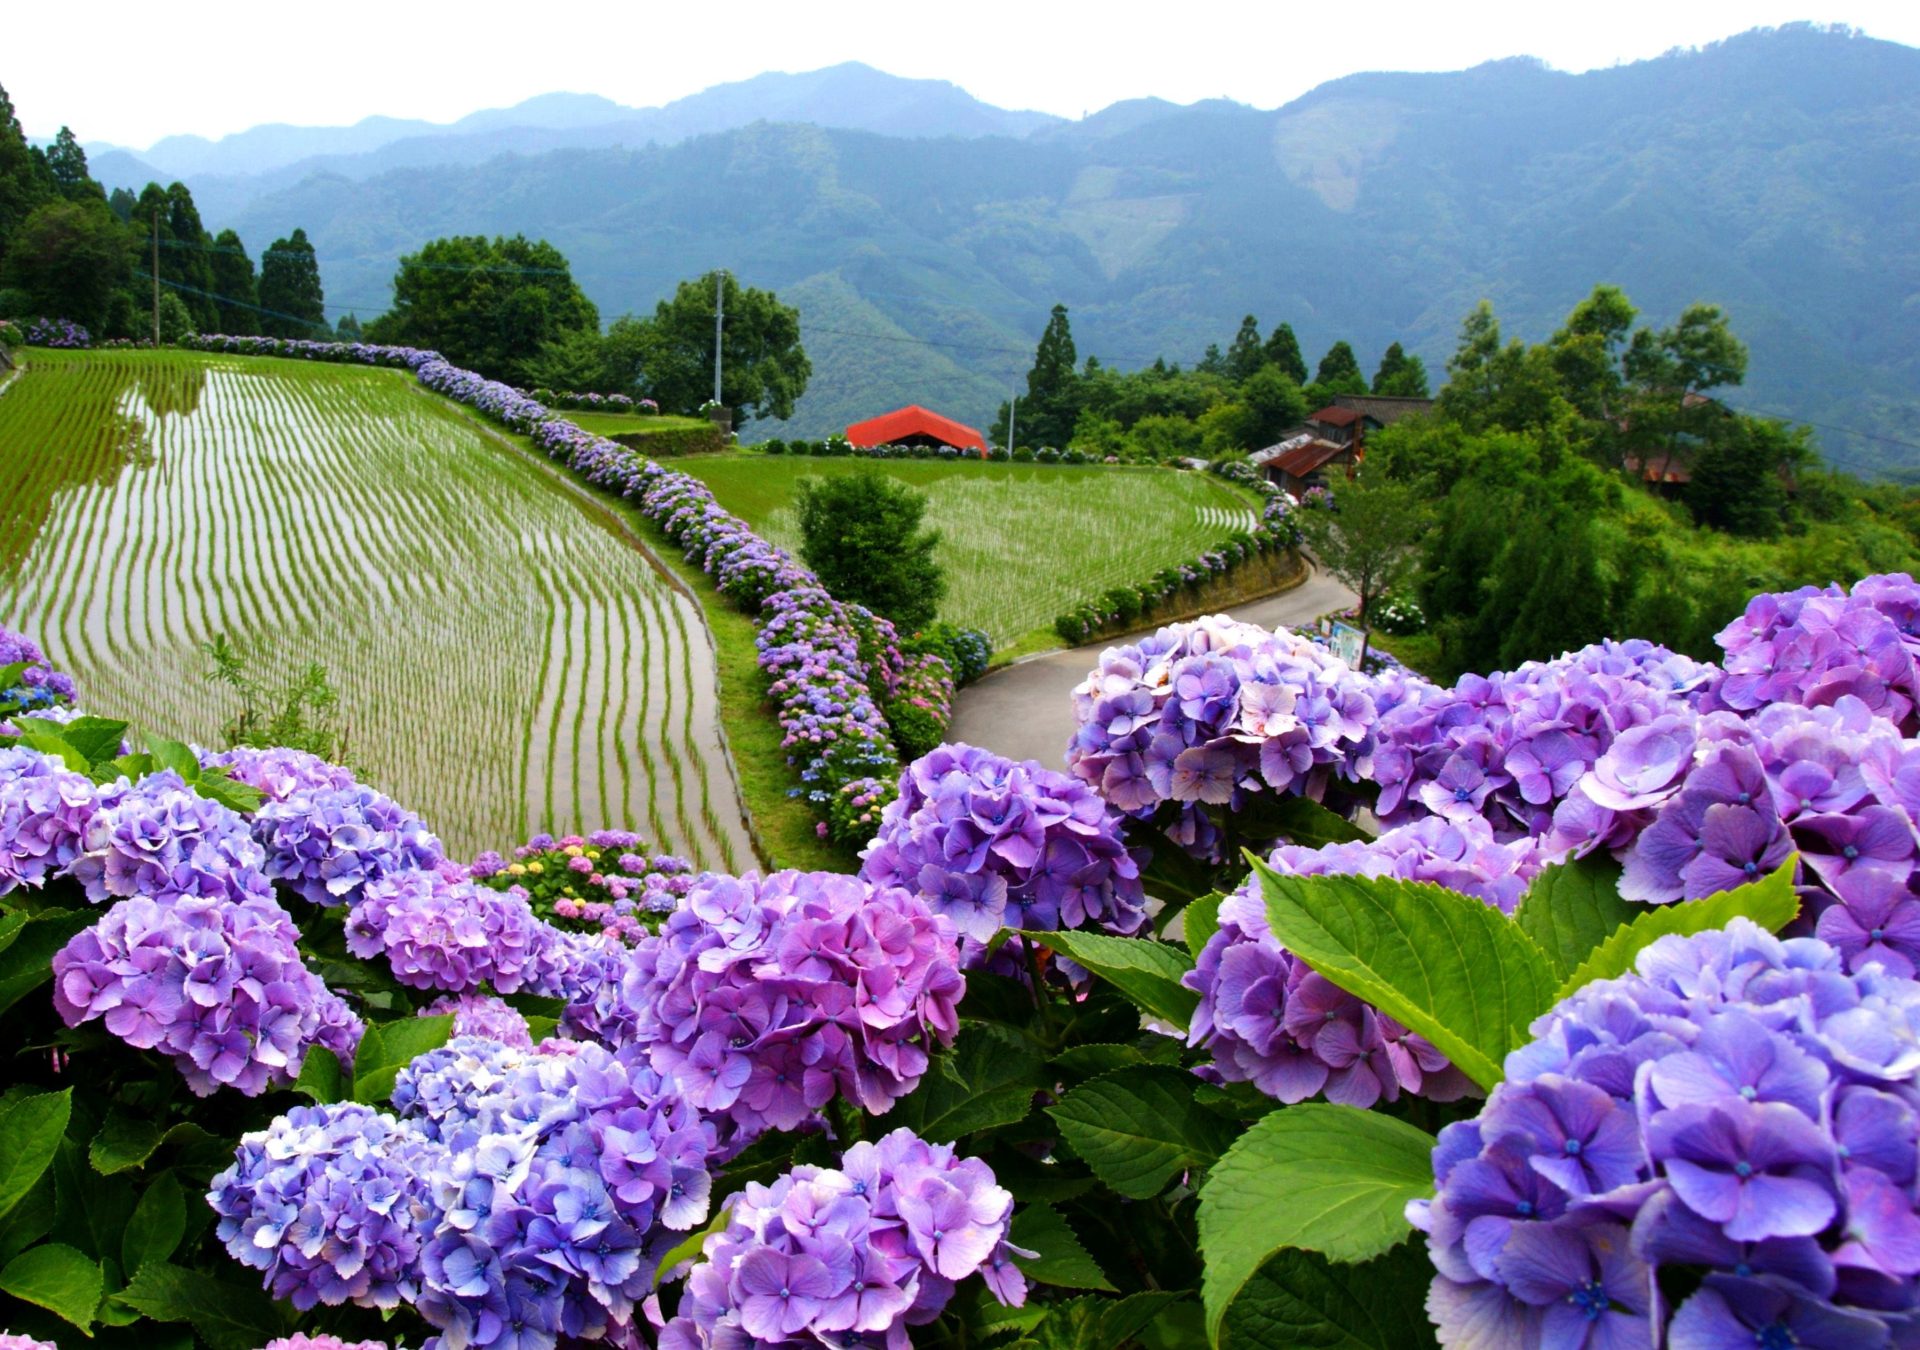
(660, 1128, 1025, 1350)
(1411, 919, 1920, 1347)
(1184, 817, 1531, 1107)
(471, 829, 698, 941)
(1367, 637, 1713, 845)
(251, 781, 443, 907)
(0, 625, 80, 713)
(53, 893, 361, 1095)
(0, 746, 97, 894)
(623, 870, 964, 1139)
(1707, 574, 1920, 733)
(21, 317, 91, 348)
(423, 992, 534, 1047)
(71, 769, 276, 907)
(345, 866, 547, 994)
(260, 1336, 391, 1350)
(212, 1037, 716, 1349)
(198, 745, 357, 802)
(859, 743, 1147, 947)
(1066, 614, 1382, 824)
(0, 1334, 60, 1350)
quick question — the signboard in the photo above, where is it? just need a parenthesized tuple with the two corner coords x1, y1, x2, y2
(1329, 621, 1368, 668)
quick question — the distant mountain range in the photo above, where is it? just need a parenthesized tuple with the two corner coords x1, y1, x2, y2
(84, 30, 1920, 476)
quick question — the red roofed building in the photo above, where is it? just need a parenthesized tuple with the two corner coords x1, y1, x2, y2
(845, 405, 988, 454)
(1248, 404, 1386, 494)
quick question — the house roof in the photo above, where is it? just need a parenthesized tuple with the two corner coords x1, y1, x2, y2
(1250, 432, 1315, 467)
(845, 405, 987, 452)
(1330, 394, 1435, 426)
(1271, 439, 1353, 479)
(1308, 405, 1365, 428)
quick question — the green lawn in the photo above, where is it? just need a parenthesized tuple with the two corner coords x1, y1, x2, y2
(680, 453, 1262, 647)
(563, 409, 712, 437)
(0, 348, 753, 869)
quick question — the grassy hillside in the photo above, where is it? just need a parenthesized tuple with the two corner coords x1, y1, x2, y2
(679, 453, 1259, 646)
(0, 348, 751, 866)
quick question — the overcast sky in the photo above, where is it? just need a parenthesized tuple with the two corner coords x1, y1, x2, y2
(12, 1, 1920, 147)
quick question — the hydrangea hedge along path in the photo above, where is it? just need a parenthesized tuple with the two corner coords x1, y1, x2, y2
(6, 407, 1920, 1343)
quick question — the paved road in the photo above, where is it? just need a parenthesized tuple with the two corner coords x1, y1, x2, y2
(948, 568, 1360, 771)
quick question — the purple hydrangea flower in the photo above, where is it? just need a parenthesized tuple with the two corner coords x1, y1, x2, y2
(0, 746, 99, 893)
(346, 867, 544, 994)
(660, 1128, 1025, 1349)
(860, 742, 1147, 951)
(69, 770, 276, 907)
(1410, 920, 1920, 1345)
(251, 782, 443, 906)
(214, 1037, 715, 1349)
(53, 893, 361, 1096)
(623, 871, 964, 1141)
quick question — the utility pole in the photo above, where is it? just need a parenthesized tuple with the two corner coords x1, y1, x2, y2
(1006, 371, 1018, 453)
(151, 209, 160, 346)
(712, 271, 725, 408)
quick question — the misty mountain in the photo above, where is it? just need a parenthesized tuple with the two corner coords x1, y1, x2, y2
(87, 63, 1060, 211)
(109, 27, 1920, 475)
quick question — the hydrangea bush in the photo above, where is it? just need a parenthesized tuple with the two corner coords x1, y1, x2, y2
(10, 346, 1917, 1348)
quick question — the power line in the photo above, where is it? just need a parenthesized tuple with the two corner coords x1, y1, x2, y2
(132, 269, 335, 334)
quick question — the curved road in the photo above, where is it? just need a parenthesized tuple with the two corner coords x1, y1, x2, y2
(949, 568, 1360, 771)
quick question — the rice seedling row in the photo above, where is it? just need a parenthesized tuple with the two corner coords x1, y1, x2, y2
(0, 348, 751, 866)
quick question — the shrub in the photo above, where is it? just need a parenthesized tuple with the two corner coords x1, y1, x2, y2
(885, 699, 945, 759)
(795, 470, 946, 632)
(761, 437, 786, 455)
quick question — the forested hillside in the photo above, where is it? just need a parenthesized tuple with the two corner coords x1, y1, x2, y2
(78, 26, 1920, 471)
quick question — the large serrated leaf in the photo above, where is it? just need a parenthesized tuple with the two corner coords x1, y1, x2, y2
(0, 1089, 70, 1225)
(1253, 858, 1557, 1091)
(1197, 1104, 1435, 1345)
(1181, 890, 1225, 960)
(1047, 1065, 1232, 1199)
(0, 1241, 102, 1331)
(1022, 930, 1197, 1029)
(1512, 854, 1635, 980)
(1008, 1202, 1117, 1292)
(113, 1260, 290, 1350)
(290, 1046, 346, 1104)
(1553, 858, 1800, 1002)
(351, 1013, 454, 1104)
(122, 1171, 186, 1275)
(1219, 1245, 1436, 1349)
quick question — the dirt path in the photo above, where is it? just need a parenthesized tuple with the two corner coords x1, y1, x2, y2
(947, 567, 1361, 771)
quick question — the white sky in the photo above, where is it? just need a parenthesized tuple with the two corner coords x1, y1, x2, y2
(12, 1, 1920, 147)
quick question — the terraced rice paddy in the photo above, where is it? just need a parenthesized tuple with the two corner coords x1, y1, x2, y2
(682, 455, 1261, 646)
(0, 348, 752, 867)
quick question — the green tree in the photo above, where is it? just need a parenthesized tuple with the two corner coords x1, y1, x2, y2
(155, 289, 195, 343)
(795, 470, 945, 630)
(1240, 363, 1308, 445)
(1313, 340, 1366, 393)
(1491, 513, 1612, 667)
(256, 227, 327, 337)
(0, 198, 128, 331)
(44, 127, 96, 202)
(1009, 302, 1081, 448)
(1371, 342, 1430, 397)
(1685, 418, 1804, 537)
(0, 84, 48, 269)
(623, 271, 808, 422)
(335, 312, 362, 340)
(1263, 322, 1308, 385)
(207, 229, 258, 335)
(1292, 474, 1429, 625)
(1626, 303, 1748, 398)
(368, 234, 592, 380)
(1225, 314, 1266, 383)
(1548, 284, 1638, 422)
